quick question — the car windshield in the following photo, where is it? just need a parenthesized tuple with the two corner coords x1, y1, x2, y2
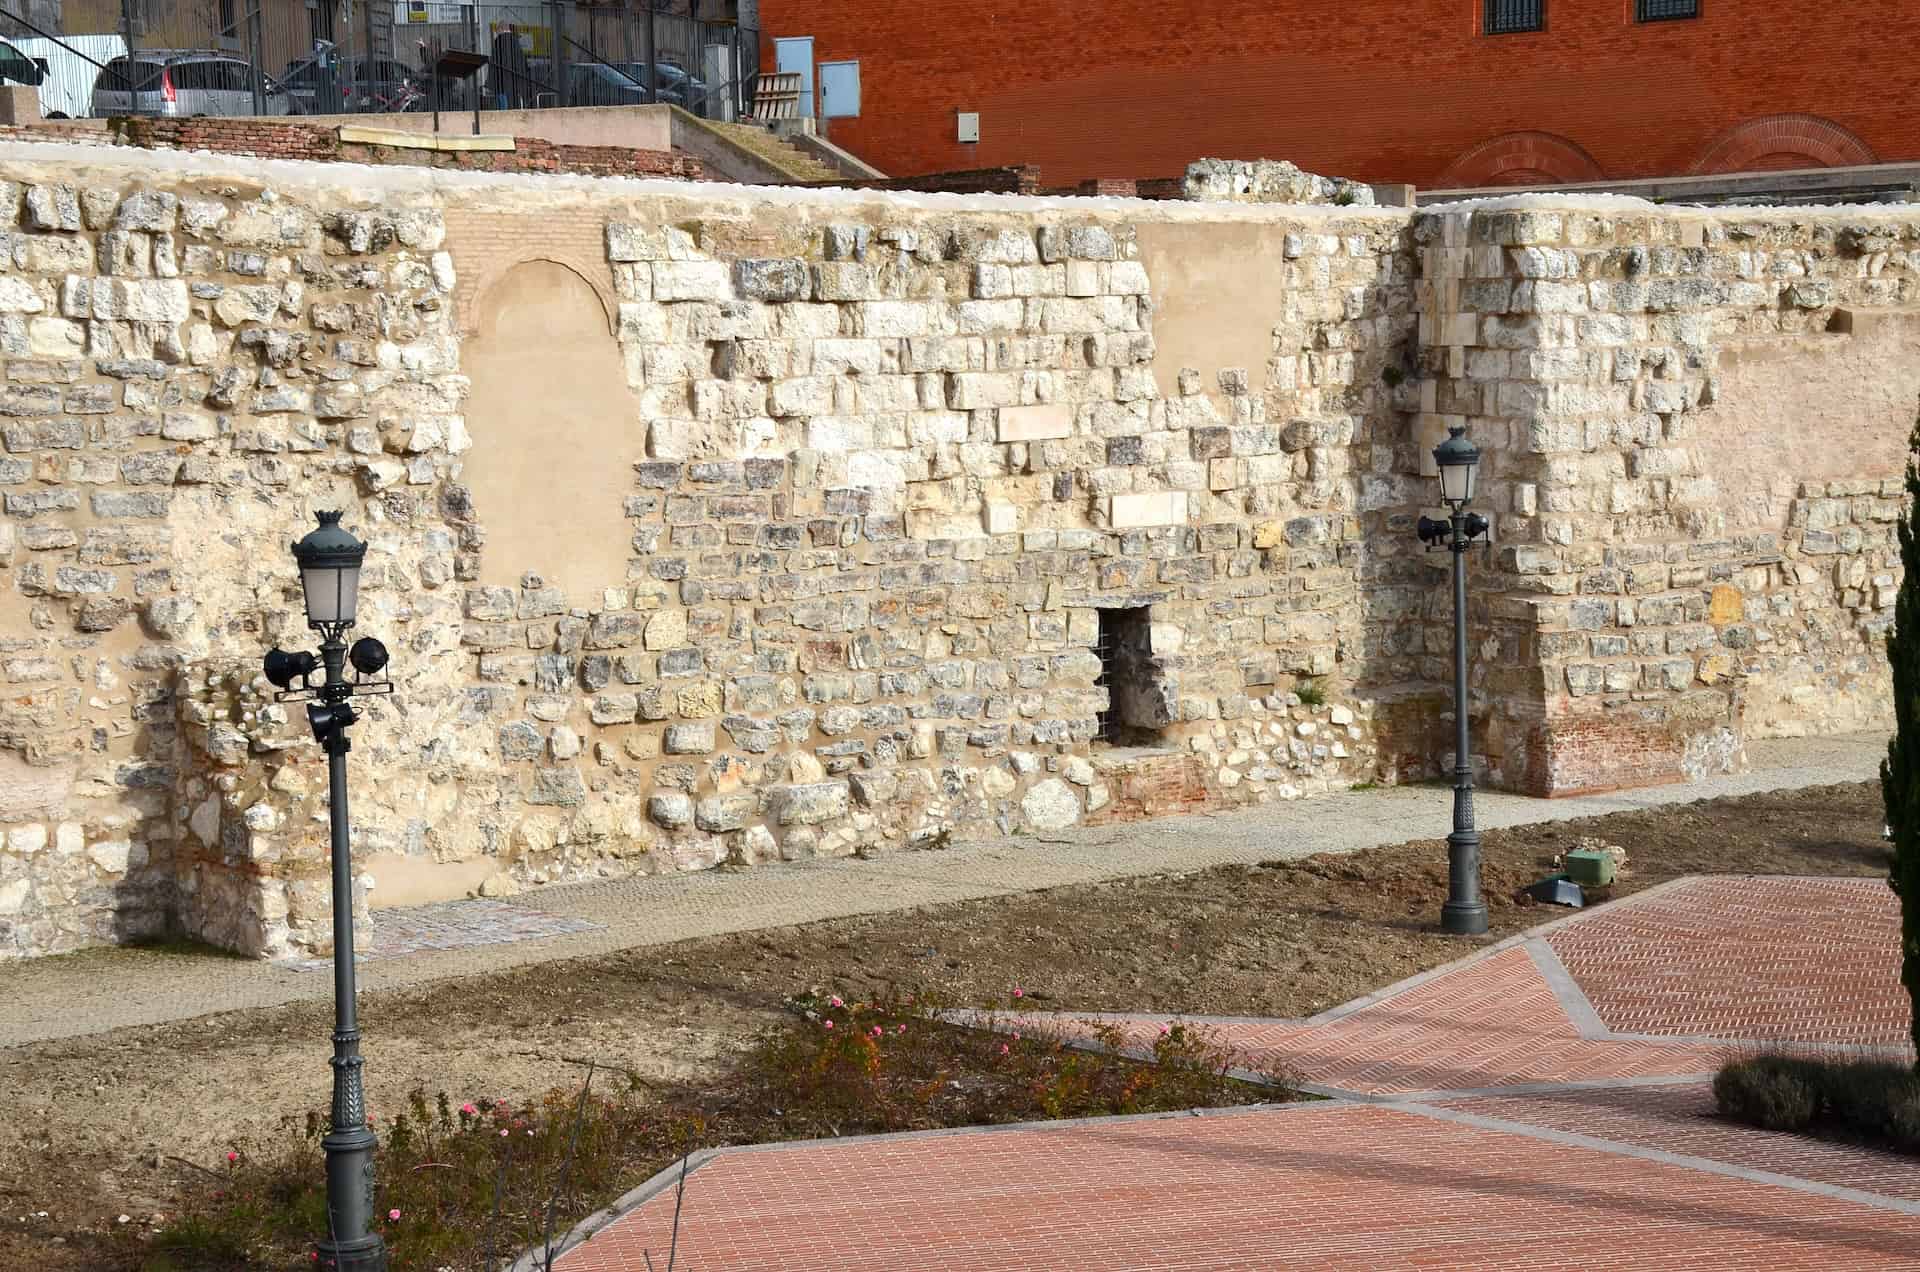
(97, 58, 162, 93)
(581, 63, 642, 86)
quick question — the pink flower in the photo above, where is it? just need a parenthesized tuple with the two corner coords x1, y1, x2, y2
(1158, 1023, 1172, 1036)
(1012, 987, 1024, 999)
(999, 1043, 1009, 1055)
(897, 1024, 907, 1035)
(871, 1026, 884, 1038)
(500, 1129, 509, 1137)
(225, 1151, 238, 1164)
(460, 1102, 477, 1115)
(388, 1209, 401, 1221)
(1012, 1032, 1021, 1041)
(829, 995, 844, 1008)
(824, 1019, 834, 1029)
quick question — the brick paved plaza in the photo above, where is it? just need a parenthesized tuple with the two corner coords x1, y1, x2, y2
(552, 874, 1918, 1271)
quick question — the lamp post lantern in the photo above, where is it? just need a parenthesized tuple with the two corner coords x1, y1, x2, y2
(1416, 428, 1491, 936)
(265, 510, 393, 1271)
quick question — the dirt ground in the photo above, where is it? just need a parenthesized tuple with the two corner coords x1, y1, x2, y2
(0, 781, 1893, 1263)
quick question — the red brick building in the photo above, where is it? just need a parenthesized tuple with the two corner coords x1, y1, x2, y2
(757, 0, 1916, 189)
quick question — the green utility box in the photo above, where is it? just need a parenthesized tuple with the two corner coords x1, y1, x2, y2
(1565, 848, 1616, 887)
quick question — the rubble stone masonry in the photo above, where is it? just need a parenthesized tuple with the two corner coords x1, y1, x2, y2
(0, 143, 1912, 959)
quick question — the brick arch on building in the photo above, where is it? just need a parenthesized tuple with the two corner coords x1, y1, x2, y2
(444, 206, 620, 338)
(1689, 114, 1878, 175)
(1434, 132, 1605, 189)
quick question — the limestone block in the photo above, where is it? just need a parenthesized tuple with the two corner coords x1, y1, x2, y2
(663, 721, 716, 754)
(983, 502, 1018, 535)
(649, 792, 694, 829)
(997, 403, 1071, 441)
(813, 262, 876, 301)
(1109, 491, 1187, 528)
(1021, 778, 1080, 830)
(733, 258, 807, 301)
(606, 222, 665, 262)
(696, 792, 756, 832)
(652, 260, 731, 302)
(769, 781, 849, 826)
(23, 185, 78, 231)
(862, 300, 932, 336)
(0, 277, 41, 312)
(113, 191, 177, 232)
(644, 609, 686, 651)
(949, 373, 1021, 411)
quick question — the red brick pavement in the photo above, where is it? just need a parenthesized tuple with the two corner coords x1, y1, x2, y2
(1546, 876, 1909, 1047)
(1445, 1083, 1920, 1204)
(555, 878, 1920, 1270)
(556, 1102, 1920, 1271)
(1030, 946, 1730, 1095)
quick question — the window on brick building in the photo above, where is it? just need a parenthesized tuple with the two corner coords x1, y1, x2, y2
(1484, 0, 1545, 34)
(1636, 0, 1699, 20)
(1095, 607, 1168, 746)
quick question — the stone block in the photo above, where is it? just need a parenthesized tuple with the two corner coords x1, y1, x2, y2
(1110, 492, 1187, 528)
(996, 403, 1071, 441)
(769, 781, 849, 826)
(652, 260, 731, 302)
(696, 792, 757, 832)
(733, 258, 808, 301)
(663, 721, 716, 754)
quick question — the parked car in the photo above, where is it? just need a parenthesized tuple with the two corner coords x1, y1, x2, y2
(90, 50, 293, 117)
(9, 34, 127, 119)
(652, 59, 709, 112)
(279, 54, 421, 114)
(563, 61, 640, 108)
(607, 61, 690, 108)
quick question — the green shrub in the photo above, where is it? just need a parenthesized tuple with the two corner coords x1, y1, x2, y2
(1713, 1055, 1820, 1132)
(1881, 400, 1920, 1064)
(1716, 1053, 1920, 1153)
(1295, 678, 1325, 708)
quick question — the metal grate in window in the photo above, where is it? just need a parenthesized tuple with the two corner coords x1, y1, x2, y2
(1095, 609, 1121, 743)
(1484, 0, 1545, 34)
(1636, 0, 1699, 20)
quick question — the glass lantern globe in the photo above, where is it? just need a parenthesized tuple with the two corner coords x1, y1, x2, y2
(291, 511, 366, 629)
(1433, 426, 1481, 507)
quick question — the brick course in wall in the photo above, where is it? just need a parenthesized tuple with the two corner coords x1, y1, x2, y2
(759, 0, 1919, 188)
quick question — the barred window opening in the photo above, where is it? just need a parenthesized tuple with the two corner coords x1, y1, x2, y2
(1485, 0, 1545, 34)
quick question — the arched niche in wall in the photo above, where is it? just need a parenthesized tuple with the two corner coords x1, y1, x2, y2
(1434, 131, 1605, 190)
(460, 259, 638, 602)
(1689, 114, 1876, 175)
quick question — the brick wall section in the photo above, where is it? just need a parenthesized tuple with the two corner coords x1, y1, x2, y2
(760, 0, 1920, 187)
(0, 118, 705, 182)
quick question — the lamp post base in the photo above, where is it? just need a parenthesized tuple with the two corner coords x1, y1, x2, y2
(1439, 898, 1489, 936)
(315, 1236, 389, 1272)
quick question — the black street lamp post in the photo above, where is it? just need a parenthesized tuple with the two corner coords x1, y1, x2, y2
(1417, 428, 1492, 936)
(264, 511, 393, 1271)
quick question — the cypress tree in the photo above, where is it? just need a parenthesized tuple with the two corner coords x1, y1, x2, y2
(1880, 403, 1920, 1068)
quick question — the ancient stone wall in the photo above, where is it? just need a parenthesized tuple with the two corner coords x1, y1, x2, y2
(1418, 200, 1919, 795)
(0, 143, 1913, 959)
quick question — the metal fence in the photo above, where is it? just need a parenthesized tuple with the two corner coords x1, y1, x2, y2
(0, 0, 757, 122)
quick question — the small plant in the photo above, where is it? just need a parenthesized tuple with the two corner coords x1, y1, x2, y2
(141, 991, 1295, 1269)
(1349, 781, 1379, 792)
(1294, 678, 1325, 708)
(1381, 365, 1406, 388)
(1715, 1052, 1920, 1153)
